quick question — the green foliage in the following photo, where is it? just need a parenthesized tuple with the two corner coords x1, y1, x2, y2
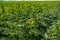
(0, 2, 60, 40)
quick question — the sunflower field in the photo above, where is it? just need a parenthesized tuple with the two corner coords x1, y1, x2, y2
(0, 1, 60, 40)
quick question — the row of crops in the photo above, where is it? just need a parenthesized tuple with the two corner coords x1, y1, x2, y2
(0, 2, 60, 40)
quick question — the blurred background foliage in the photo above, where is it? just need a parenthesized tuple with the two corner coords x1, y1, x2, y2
(0, 0, 60, 1)
(0, 2, 60, 40)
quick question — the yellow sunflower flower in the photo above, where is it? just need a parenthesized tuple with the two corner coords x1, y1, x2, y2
(28, 19, 34, 24)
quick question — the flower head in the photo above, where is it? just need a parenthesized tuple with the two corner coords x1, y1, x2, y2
(28, 19, 34, 24)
